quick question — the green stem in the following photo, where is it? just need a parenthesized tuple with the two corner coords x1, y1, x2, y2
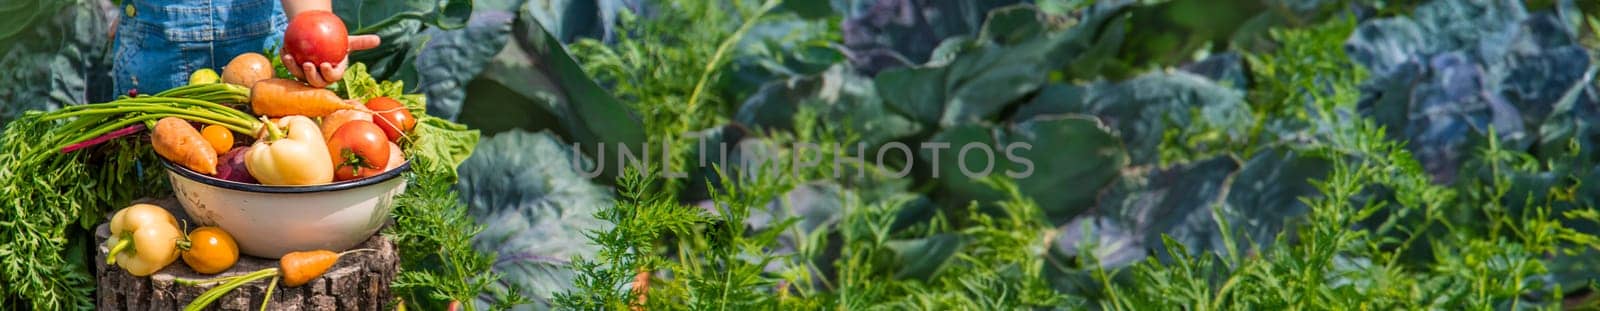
(53, 113, 252, 153)
(113, 98, 255, 120)
(682, 0, 780, 124)
(154, 83, 248, 100)
(58, 112, 109, 131)
(153, 83, 215, 97)
(105, 237, 132, 265)
(49, 116, 164, 154)
(259, 276, 278, 311)
(261, 117, 284, 141)
(56, 95, 253, 122)
(184, 268, 279, 311)
(337, 248, 377, 257)
(174, 267, 266, 286)
(40, 106, 253, 130)
(81, 108, 252, 135)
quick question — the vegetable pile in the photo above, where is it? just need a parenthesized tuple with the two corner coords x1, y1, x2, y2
(4, 53, 461, 308)
(219, 65, 416, 186)
(10, 46, 419, 188)
(70, 45, 444, 307)
(80, 46, 457, 307)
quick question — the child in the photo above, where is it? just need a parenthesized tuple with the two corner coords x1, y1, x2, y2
(112, 0, 380, 94)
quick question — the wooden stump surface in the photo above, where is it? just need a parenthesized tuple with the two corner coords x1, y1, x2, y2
(95, 198, 399, 310)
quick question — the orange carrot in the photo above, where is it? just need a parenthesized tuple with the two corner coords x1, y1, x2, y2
(279, 250, 339, 287)
(152, 117, 218, 175)
(178, 249, 373, 311)
(632, 268, 650, 311)
(249, 78, 360, 117)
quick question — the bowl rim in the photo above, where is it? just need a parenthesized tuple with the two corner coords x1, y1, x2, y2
(159, 157, 411, 194)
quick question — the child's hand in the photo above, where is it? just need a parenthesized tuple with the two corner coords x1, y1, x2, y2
(284, 34, 381, 88)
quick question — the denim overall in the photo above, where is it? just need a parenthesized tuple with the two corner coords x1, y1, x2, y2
(113, 0, 287, 95)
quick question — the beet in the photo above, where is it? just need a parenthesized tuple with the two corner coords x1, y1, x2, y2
(214, 147, 257, 184)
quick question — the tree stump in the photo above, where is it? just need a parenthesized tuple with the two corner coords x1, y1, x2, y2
(95, 199, 399, 310)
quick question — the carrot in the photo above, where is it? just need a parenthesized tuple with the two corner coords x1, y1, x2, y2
(632, 268, 651, 311)
(279, 250, 339, 287)
(249, 78, 360, 117)
(177, 249, 373, 311)
(152, 117, 218, 175)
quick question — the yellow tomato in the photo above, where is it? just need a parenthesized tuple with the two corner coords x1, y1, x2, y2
(181, 227, 239, 274)
(201, 125, 233, 155)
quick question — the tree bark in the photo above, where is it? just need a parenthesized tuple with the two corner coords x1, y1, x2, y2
(95, 199, 399, 310)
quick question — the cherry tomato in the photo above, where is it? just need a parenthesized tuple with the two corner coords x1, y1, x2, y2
(182, 227, 239, 274)
(200, 125, 233, 155)
(327, 120, 391, 181)
(284, 11, 348, 65)
(364, 97, 416, 142)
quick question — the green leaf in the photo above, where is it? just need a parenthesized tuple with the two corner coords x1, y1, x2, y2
(980, 5, 1047, 45)
(523, 0, 624, 42)
(778, 0, 833, 20)
(1001, 115, 1128, 220)
(873, 66, 947, 126)
(348, 18, 427, 85)
(1079, 72, 1251, 165)
(457, 130, 612, 309)
(334, 0, 472, 85)
(1222, 148, 1331, 246)
(454, 9, 647, 181)
(720, 20, 846, 102)
(838, 0, 1026, 71)
(0, 0, 114, 123)
(334, 0, 471, 31)
(886, 233, 971, 280)
(1051, 216, 1146, 269)
(921, 123, 1002, 204)
(923, 115, 1126, 221)
(735, 65, 922, 147)
(409, 116, 481, 180)
(1099, 156, 1238, 260)
(871, 4, 1135, 128)
(340, 62, 386, 100)
(874, 33, 1063, 126)
(416, 11, 517, 120)
(0, 3, 119, 307)
(1093, 147, 1330, 261)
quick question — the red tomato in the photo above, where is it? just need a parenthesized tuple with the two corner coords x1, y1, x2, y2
(326, 120, 391, 181)
(283, 11, 348, 66)
(364, 97, 416, 142)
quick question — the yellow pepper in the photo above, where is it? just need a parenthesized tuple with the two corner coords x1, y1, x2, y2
(245, 115, 334, 185)
(104, 204, 183, 276)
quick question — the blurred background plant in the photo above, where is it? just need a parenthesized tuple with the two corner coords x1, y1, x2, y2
(8, 0, 1600, 310)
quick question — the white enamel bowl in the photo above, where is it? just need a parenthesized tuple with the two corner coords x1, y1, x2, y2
(160, 158, 407, 258)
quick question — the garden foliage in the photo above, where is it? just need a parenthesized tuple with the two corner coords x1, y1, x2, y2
(9, 0, 1600, 309)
